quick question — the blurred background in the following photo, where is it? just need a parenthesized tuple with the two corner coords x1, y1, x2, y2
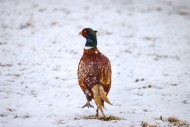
(0, 0, 190, 126)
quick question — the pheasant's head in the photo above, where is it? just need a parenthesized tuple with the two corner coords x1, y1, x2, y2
(79, 28, 98, 48)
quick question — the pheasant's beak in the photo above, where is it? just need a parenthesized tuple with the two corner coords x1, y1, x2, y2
(79, 31, 82, 35)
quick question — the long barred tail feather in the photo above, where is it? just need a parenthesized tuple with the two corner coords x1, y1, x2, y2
(93, 84, 112, 116)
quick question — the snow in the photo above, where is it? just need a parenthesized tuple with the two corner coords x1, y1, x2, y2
(0, 0, 190, 126)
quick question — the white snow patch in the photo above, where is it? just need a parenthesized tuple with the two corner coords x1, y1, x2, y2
(0, 0, 190, 126)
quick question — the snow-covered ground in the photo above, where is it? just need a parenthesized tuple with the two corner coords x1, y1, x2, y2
(1, 0, 190, 126)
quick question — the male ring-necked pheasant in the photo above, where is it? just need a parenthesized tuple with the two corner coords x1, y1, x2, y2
(78, 28, 112, 117)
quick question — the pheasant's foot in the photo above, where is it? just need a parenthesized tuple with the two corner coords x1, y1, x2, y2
(82, 102, 94, 108)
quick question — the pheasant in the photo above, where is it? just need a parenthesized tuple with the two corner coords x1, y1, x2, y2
(78, 28, 112, 117)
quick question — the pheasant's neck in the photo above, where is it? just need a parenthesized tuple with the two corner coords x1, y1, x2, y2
(83, 47, 99, 55)
(84, 46, 93, 49)
(85, 36, 97, 48)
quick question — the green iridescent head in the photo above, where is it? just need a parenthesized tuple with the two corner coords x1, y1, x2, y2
(79, 28, 98, 48)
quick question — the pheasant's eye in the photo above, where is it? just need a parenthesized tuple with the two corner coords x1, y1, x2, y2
(82, 29, 87, 36)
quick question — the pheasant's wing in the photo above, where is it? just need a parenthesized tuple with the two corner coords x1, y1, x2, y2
(93, 61, 112, 110)
(78, 60, 87, 92)
(99, 61, 112, 93)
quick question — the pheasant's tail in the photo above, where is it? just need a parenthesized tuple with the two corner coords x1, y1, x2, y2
(93, 84, 112, 116)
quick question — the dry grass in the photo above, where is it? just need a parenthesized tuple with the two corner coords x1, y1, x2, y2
(141, 121, 157, 127)
(155, 116, 190, 127)
(74, 115, 190, 126)
(168, 117, 179, 123)
(167, 117, 189, 127)
(83, 115, 122, 121)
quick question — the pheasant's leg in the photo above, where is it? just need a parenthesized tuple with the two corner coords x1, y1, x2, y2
(99, 106, 105, 117)
(82, 93, 94, 108)
(101, 110, 105, 117)
(82, 101, 94, 108)
(96, 107, 99, 117)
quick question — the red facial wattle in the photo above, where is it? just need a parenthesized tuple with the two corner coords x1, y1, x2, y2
(82, 29, 87, 37)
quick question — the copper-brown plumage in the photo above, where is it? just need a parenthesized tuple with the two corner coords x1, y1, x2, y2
(78, 28, 112, 116)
